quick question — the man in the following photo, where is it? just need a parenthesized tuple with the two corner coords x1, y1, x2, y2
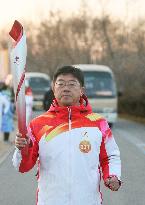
(1, 82, 14, 142)
(13, 66, 121, 205)
(0, 82, 10, 133)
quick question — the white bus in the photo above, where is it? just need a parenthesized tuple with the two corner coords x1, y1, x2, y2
(74, 64, 118, 127)
(25, 72, 50, 109)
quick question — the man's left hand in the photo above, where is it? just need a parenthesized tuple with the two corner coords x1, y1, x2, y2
(105, 176, 121, 191)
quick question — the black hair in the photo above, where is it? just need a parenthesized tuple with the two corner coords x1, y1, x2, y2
(53, 65, 84, 86)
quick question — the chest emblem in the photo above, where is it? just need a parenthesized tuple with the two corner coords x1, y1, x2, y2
(79, 139, 91, 153)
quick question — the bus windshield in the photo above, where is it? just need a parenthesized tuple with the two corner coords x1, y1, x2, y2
(28, 77, 50, 91)
(84, 71, 116, 98)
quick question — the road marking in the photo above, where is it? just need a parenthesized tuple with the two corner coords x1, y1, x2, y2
(137, 143, 145, 146)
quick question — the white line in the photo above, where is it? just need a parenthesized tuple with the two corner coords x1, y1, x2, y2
(137, 143, 145, 146)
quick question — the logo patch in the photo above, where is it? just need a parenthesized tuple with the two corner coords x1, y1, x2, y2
(79, 140, 91, 153)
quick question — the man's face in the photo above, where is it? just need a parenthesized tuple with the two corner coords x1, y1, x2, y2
(52, 74, 84, 106)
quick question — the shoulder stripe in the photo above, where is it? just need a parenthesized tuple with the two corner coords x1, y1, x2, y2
(86, 113, 103, 121)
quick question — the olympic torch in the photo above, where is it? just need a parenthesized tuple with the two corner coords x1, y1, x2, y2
(9, 20, 28, 153)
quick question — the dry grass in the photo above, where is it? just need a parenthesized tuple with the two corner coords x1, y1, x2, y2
(119, 114, 145, 125)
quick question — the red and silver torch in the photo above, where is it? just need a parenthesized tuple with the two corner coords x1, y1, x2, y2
(9, 20, 27, 146)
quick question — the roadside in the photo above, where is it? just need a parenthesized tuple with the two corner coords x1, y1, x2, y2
(119, 113, 145, 125)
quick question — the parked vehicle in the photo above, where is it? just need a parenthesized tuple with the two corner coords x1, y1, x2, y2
(74, 64, 118, 127)
(25, 72, 50, 110)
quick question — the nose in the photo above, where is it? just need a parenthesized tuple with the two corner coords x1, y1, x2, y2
(62, 86, 71, 94)
(63, 88, 70, 92)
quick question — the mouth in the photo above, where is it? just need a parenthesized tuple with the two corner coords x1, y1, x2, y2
(62, 95, 71, 97)
(61, 95, 71, 98)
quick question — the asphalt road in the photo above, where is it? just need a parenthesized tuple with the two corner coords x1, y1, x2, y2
(0, 114, 145, 205)
(102, 118, 145, 205)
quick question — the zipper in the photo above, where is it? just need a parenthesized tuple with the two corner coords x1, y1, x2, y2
(67, 107, 72, 205)
(68, 107, 72, 131)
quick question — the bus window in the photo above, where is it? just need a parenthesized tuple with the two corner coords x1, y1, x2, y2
(84, 71, 116, 98)
(28, 77, 50, 92)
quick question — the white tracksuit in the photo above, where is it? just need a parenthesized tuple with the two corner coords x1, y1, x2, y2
(12, 97, 121, 205)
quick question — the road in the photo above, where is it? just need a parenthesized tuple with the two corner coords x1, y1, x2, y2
(0, 112, 145, 205)
(102, 118, 145, 205)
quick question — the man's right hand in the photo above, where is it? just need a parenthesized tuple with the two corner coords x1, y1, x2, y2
(15, 133, 29, 150)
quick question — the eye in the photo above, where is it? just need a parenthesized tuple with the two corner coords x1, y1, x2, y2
(68, 81, 78, 87)
(56, 81, 64, 86)
(57, 83, 63, 86)
(69, 82, 75, 86)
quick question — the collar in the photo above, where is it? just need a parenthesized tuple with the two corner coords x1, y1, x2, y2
(49, 94, 92, 115)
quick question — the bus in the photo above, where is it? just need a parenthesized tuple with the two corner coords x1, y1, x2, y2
(74, 64, 118, 127)
(25, 72, 50, 109)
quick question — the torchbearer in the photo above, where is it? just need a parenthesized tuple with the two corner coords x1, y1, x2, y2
(12, 65, 121, 205)
(9, 20, 28, 154)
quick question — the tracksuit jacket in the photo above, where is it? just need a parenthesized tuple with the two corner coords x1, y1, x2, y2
(12, 96, 121, 205)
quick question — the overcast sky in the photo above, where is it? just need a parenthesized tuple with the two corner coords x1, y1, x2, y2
(0, 0, 144, 29)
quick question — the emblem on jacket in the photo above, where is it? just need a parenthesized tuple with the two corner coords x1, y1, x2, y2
(79, 140, 91, 153)
(79, 132, 91, 153)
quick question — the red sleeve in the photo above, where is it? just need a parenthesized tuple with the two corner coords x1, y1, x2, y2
(16, 122, 39, 173)
(99, 119, 121, 181)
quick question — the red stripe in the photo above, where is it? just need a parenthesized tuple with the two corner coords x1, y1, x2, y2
(9, 20, 23, 42)
(36, 160, 40, 205)
(99, 137, 109, 181)
(36, 188, 39, 205)
(15, 70, 25, 101)
(98, 165, 103, 204)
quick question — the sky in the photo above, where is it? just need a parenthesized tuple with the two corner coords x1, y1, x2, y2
(0, 0, 145, 30)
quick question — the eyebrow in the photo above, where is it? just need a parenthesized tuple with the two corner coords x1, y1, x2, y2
(56, 79, 78, 82)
